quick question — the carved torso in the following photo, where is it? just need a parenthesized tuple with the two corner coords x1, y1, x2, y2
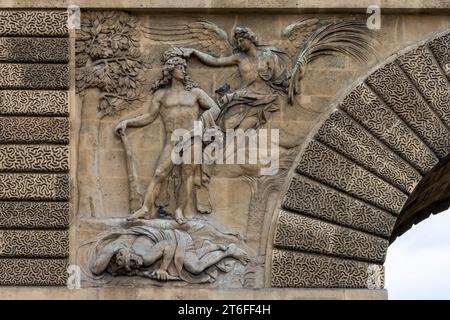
(158, 87, 201, 135)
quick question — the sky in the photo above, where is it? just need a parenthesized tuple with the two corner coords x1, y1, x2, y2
(385, 209, 450, 300)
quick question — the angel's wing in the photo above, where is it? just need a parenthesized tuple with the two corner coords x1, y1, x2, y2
(141, 20, 233, 57)
(282, 17, 321, 52)
(285, 20, 376, 104)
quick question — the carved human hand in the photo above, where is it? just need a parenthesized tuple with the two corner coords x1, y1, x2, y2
(180, 47, 196, 57)
(154, 269, 169, 281)
(114, 120, 128, 137)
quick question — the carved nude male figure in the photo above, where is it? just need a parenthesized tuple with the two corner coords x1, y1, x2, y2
(115, 52, 220, 223)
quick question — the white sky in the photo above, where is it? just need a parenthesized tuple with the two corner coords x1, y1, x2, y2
(385, 209, 450, 300)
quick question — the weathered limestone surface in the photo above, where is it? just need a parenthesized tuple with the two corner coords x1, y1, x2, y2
(0, 4, 448, 299)
(0, 90, 68, 116)
(0, 202, 69, 229)
(271, 28, 450, 290)
(271, 249, 384, 288)
(274, 211, 389, 262)
(0, 38, 69, 63)
(297, 140, 408, 214)
(0, 9, 69, 286)
(283, 175, 396, 238)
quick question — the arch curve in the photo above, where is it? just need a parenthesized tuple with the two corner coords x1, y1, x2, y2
(268, 29, 450, 288)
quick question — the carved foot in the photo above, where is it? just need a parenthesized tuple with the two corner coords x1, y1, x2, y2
(127, 205, 149, 221)
(226, 244, 249, 265)
(174, 208, 187, 225)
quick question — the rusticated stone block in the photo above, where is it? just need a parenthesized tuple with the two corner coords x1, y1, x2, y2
(271, 249, 384, 288)
(283, 175, 395, 238)
(0, 259, 68, 286)
(0, 117, 69, 144)
(0, 64, 69, 90)
(0, 230, 68, 258)
(297, 140, 408, 214)
(0, 11, 68, 37)
(274, 211, 388, 263)
(316, 109, 421, 194)
(340, 83, 438, 174)
(0, 202, 68, 229)
(397, 45, 450, 129)
(0, 38, 69, 63)
(0, 145, 69, 172)
(366, 62, 450, 159)
(0, 90, 68, 116)
(0, 173, 69, 201)
(428, 32, 450, 78)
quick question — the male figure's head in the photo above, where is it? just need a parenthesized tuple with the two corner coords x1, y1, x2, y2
(152, 48, 197, 91)
(114, 248, 144, 272)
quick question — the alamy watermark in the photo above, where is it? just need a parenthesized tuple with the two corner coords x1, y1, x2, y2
(171, 121, 280, 176)
(367, 264, 384, 289)
(67, 265, 81, 289)
(366, 5, 381, 30)
(67, 5, 81, 30)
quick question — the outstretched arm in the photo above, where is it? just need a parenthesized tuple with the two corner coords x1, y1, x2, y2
(191, 49, 240, 67)
(115, 91, 162, 136)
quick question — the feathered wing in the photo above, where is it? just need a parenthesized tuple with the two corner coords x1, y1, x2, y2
(284, 20, 376, 104)
(141, 20, 233, 57)
(282, 17, 321, 52)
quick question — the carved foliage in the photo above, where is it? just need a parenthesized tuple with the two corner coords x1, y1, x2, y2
(76, 11, 147, 116)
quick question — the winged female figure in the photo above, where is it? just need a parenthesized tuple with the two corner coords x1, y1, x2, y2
(142, 19, 375, 130)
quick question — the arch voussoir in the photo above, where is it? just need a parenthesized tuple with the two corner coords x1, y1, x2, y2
(270, 29, 450, 289)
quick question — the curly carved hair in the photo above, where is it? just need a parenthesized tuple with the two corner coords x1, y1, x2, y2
(151, 49, 197, 92)
(233, 27, 258, 45)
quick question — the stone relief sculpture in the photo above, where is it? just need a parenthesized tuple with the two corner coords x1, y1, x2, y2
(88, 219, 249, 283)
(142, 18, 374, 121)
(74, 12, 375, 285)
(114, 50, 221, 223)
(76, 11, 148, 116)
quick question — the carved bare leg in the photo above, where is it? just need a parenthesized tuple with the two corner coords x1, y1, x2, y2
(174, 164, 195, 224)
(195, 240, 227, 258)
(127, 144, 174, 221)
(226, 244, 249, 265)
(183, 251, 229, 274)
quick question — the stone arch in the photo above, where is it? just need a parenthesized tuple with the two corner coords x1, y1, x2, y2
(267, 29, 450, 289)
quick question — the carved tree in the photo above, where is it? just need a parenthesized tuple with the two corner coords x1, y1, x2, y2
(75, 11, 150, 218)
(76, 11, 148, 116)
